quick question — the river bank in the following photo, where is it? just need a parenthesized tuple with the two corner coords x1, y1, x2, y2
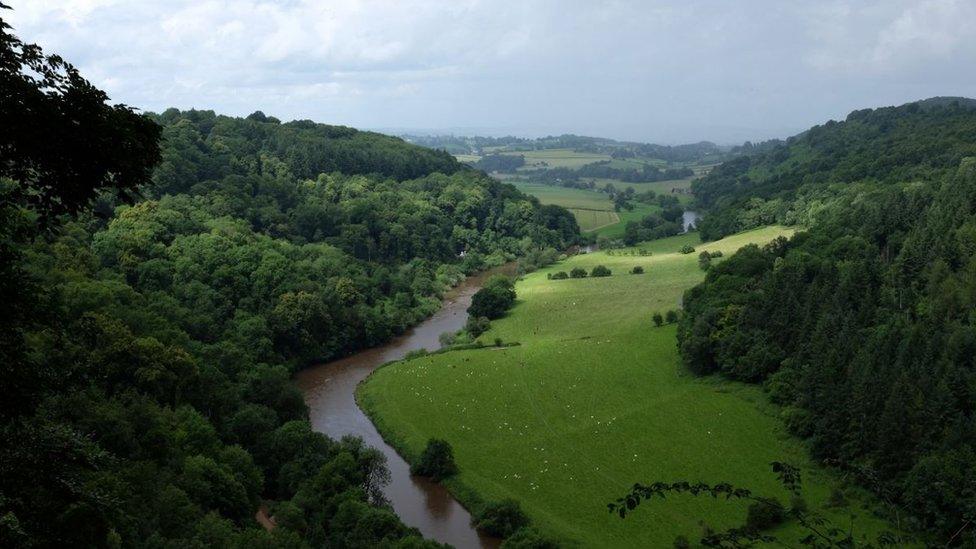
(293, 267, 513, 548)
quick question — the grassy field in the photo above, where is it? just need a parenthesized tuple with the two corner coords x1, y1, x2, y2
(509, 182, 612, 211)
(455, 154, 481, 164)
(509, 182, 621, 231)
(591, 203, 661, 239)
(567, 209, 619, 232)
(360, 228, 900, 547)
(504, 148, 611, 170)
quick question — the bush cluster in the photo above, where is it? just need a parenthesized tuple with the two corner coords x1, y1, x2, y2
(411, 438, 458, 481)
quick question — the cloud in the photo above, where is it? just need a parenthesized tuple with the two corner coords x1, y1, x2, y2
(5, 1, 976, 143)
(803, 0, 976, 73)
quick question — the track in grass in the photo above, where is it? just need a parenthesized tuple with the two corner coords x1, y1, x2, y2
(360, 227, 901, 547)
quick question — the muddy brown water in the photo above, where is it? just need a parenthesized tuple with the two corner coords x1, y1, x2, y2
(294, 267, 513, 549)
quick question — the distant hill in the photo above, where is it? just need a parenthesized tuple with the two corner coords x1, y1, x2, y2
(151, 109, 465, 193)
(911, 95, 976, 111)
(403, 133, 725, 164)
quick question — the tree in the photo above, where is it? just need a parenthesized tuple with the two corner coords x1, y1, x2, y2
(652, 313, 664, 327)
(665, 310, 679, 324)
(468, 275, 516, 320)
(475, 499, 530, 538)
(698, 251, 712, 271)
(0, 11, 161, 221)
(465, 316, 491, 338)
(744, 499, 785, 533)
(411, 439, 457, 481)
(679, 245, 696, 254)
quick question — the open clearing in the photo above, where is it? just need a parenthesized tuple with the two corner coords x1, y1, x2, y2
(567, 209, 619, 232)
(360, 227, 898, 547)
(510, 181, 622, 231)
(504, 148, 611, 170)
(510, 181, 612, 211)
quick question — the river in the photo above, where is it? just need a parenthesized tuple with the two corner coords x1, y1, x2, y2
(683, 210, 701, 232)
(294, 268, 510, 549)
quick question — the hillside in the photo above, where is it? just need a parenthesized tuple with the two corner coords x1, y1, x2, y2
(679, 100, 976, 543)
(693, 98, 976, 240)
(0, 26, 579, 546)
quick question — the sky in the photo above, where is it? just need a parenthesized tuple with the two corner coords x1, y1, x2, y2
(7, 0, 976, 144)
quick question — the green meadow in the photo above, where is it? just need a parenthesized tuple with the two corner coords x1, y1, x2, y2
(507, 148, 611, 170)
(360, 227, 900, 547)
(568, 209, 619, 232)
(510, 181, 613, 211)
(591, 203, 661, 238)
(509, 181, 620, 231)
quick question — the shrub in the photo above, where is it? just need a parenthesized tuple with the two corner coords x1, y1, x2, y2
(673, 535, 691, 549)
(679, 244, 696, 254)
(271, 501, 307, 533)
(550, 271, 568, 280)
(468, 275, 516, 319)
(709, 250, 723, 258)
(590, 265, 612, 277)
(474, 499, 530, 538)
(465, 316, 491, 338)
(569, 267, 587, 279)
(631, 265, 644, 274)
(438, 331, 457, 347)
(500, 527, 560, 549)
(698, 251, 712, 271)
(790, 495, 808, 514)
(494, 337, 503, 347)
(404, 349, 429, 360)
(652, 313, 664, 327)
(411, 439, 457, 481)
(827, 487, 848, 508)
(744, 499, 786, 533)
(665, 310, 679, 324)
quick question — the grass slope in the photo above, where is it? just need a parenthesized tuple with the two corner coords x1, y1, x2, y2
(360, 227, 900, 547)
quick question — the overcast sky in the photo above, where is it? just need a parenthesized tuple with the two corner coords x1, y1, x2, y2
(7, 0, 976, 144)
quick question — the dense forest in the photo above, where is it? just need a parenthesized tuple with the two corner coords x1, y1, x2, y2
(692, 99, 976, 241)
(679, 100, 976, 544)
(0, 19, 577, 548)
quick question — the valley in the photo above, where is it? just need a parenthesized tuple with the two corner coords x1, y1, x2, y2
(359, 227, 899, 547)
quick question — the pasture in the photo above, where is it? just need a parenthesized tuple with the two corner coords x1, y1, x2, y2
(360, 227, 899, 547)
(504, 148, 611, 170)
(566, 208, 619, 232)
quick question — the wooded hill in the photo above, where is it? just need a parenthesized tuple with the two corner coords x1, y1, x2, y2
(680, 98, 976, 543)
(0, 20, 578, 547)
(693, 98, 976, 241)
